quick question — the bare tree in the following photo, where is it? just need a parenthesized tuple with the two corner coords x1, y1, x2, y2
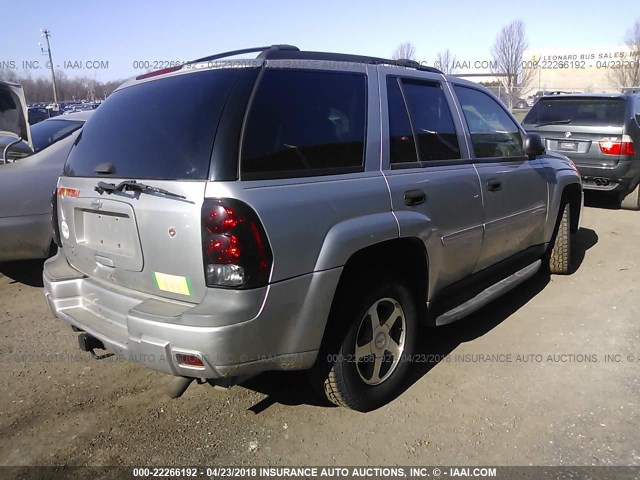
(392, 42, 417, 61)
(608, 19, 640, 89)
(490, 20, 535, 108)
(1, 69, 126, 103)
(0, 68, 18, 82)
(435, 49, 458, 74)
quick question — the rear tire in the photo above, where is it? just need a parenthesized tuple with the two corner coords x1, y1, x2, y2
(546, 201, 571, 274)
(310, 271, 417, 412)
(619, 183, 640, 211)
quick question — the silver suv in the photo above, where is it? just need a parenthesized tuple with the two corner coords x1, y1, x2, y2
(44, 45, 582, 411)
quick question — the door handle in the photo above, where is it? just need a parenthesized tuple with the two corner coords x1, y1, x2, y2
(404, 189, 426, 206)
(487, 179, 502, 192)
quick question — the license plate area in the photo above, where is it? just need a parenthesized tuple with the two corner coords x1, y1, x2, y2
(81, 210, 135, 255)
(558, 141, 578, 151)
(70, 198, 144, 272)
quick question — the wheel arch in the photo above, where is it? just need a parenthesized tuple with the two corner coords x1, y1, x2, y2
(562, 182, 582, 233)
(317, 237, 430, 347)
(547, 174, 582, 241)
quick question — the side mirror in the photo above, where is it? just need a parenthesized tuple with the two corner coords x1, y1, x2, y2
(1, 136, 34, 164)
(523, 133, 545, 159)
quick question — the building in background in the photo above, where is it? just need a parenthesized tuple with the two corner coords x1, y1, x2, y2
(523, 45, 637, 96)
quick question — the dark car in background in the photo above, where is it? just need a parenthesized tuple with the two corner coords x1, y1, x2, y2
(531, 90, 575, 104)
(28, 107, 50, 125)
(523, 93, 640, 209)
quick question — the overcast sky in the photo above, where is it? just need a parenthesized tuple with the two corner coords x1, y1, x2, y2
(4, 0, 638, 81)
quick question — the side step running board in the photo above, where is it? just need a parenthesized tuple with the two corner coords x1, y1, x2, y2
(435, 259, 542, 326)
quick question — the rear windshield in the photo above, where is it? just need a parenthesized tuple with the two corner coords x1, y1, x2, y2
(31, 119, 83, 152)
(523, 98, 626, 127)
(64, 69, 245, 180)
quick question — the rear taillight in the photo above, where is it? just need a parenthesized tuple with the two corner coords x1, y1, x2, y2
(51, 190, 61, 247)
(201, 199, 272, 288)
(599, 135, 635, 156)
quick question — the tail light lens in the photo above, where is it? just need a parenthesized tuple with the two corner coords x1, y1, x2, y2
(599, 135, 635, 156)
(201, 198, 272, 288)
(51, 190, 61, 247)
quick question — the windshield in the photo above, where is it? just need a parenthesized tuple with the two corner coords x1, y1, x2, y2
(31, 119, 84, 152)
(523, 98, 626, 127)
(64, 69, 247, 180)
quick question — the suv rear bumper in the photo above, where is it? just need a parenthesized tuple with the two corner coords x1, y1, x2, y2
(43, 252, 340, 380)
(577, 159, 640, 192)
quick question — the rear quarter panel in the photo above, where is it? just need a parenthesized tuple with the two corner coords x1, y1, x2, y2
(204, 172, 397, 283)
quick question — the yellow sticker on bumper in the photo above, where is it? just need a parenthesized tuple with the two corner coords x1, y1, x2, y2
(153, 272, 192, 296)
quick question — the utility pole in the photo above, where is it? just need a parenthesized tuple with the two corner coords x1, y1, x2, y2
(40, 28, 59, 107)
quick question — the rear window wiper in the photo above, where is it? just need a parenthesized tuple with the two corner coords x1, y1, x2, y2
(534, 119, 572, 127)
(95, 180, 186, 199)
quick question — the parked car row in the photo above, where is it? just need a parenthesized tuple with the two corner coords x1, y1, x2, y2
(2, 46, 637, 412)
(26, 101, 102, 124)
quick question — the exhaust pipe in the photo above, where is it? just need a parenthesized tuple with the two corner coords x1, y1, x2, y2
(593, 178, 610, 187)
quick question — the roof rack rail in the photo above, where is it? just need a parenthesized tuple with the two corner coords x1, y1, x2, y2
(135, 45, 300, 81)
(135, 45, 443, 81)
(188, 44, 300, 65)
(261, 49, 443, 74)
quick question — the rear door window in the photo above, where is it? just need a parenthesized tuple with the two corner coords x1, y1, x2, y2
(64, 69, 247, 180)
(240, 69, 367, 180)
(400, 79, 460, 162)
(523, 98, 627, 127)
(387, 78, 418, 165)
(454, 86, 524, 158)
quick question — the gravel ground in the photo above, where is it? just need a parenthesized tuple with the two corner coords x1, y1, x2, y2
(0, 192, 639, 467)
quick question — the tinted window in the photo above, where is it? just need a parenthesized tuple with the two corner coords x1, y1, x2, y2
(241, 69, 366, 179)
(455, 86, 524, 158)
(65, 69, 245, 179)
(523, 98, 626, 127)
(401, 80, 460, 161)
(31, 119, 83, 152)
(387, 78, 418, 164)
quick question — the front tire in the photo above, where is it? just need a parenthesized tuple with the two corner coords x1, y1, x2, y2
(619, 183, 640, 211)
(311, 272, 417, 412)
(546, 201, 572, 274)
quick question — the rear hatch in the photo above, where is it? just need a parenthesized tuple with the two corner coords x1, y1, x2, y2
(57, 68, 250, 303)
(522, 97, 627, 167)
(0, 81, 32, 151)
